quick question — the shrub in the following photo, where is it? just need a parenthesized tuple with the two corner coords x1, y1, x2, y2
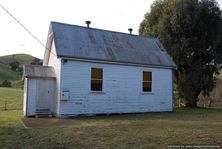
(0, 80, 12, 87)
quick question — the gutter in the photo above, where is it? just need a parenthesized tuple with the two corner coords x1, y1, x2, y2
(59, 55, 177, 70)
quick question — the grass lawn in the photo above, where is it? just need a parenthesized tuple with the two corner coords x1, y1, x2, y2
(0, 87, 23, 110)
(0, 87, 222, 149)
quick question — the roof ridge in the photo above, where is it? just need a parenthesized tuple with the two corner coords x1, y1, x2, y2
(50, 21, 157, 40)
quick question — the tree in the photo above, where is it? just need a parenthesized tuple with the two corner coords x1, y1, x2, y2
(139, 0, 222, 107)
(31, 58, 43, 65)
(9, 61, 20, 71)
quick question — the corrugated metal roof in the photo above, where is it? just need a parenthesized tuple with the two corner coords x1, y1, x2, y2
(23, 65, 56, 78)
(50, 21, 176, 68)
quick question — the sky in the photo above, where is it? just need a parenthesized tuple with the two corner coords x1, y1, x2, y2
(0, 0, 221, 59)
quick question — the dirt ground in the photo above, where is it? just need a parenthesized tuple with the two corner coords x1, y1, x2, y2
(21, 118, 80, 128)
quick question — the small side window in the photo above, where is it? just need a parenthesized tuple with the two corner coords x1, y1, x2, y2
(143, 72, 152, 92)
(91, 68, 103, 91)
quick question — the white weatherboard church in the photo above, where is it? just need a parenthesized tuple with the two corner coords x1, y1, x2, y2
(23, 21, 176, 117)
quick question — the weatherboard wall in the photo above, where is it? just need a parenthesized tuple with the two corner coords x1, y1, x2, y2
(23, 78, 28, 116)
(47, 40, 61, 115)
(59, 60, 173, 116)
(25, 79, 37, 116)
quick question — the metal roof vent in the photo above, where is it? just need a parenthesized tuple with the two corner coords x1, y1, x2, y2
(128, 28, 133, 35)
(85, 21, 91, 28)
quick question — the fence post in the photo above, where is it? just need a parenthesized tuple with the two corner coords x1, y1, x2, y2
(4, 100, 7, 111)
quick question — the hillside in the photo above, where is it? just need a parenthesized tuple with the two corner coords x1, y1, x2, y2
(0, 54, 36, 65)
(0, 63, 20, 83)
(0, 54, 42, 87)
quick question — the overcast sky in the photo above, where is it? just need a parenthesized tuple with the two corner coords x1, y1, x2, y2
(0, 0, 221, 59)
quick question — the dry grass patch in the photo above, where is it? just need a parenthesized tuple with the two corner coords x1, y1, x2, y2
(21, 118, 80, 128)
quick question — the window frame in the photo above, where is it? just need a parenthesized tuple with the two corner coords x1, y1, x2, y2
(90, 68, 103, 92)
(142, 71, 152, 93)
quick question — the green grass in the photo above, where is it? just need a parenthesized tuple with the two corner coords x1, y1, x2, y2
(0, 88, 222, 149)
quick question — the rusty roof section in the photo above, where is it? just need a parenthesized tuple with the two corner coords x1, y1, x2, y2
(23, 65, 56, 78)
(49, 21, 176, 68)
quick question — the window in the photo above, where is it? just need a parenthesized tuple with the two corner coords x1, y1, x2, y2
(91, 68, 103, 91)
(143, 71, 152, 92)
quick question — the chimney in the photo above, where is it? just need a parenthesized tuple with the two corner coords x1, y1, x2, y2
(85, 21, 91, 28)
(128, 28, 133, 35)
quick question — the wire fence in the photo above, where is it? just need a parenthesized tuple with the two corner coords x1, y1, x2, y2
(0, 99, 22, 111)
(0, 87, 23, 111)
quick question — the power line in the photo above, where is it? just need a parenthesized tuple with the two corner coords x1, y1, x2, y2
(0, 2, 56, 56)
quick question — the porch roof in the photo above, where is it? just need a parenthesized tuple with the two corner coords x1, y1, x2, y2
(23, 65, 56, 78)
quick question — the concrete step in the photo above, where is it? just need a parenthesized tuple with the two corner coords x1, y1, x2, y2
(36, 109, 50, 112)
(35, 109, 52, 118)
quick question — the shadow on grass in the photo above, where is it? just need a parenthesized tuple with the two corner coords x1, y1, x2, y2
(72, 107, 222, 121)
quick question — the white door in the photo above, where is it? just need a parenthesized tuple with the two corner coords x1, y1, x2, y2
(36, 79, 55, 111)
